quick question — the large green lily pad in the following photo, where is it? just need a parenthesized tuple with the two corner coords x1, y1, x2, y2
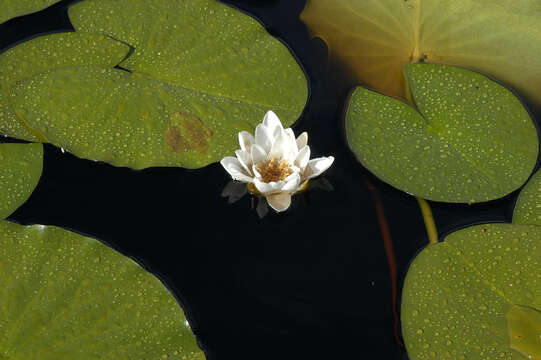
(513, 170, 541, 226)
(301, 0, 541, 106)
(345, 63, 538, 203)
(69, 0, 307, 115)
(0, 0, 61, 24)
(3, 0, 307, 169)
(0, 32, 130, 141)
(0, 143, 43, 219)
(11, 66, 278, 169)
(401, 223, 541, 360)
(0, 220, 205, 359)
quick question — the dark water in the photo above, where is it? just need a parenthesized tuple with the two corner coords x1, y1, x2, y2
(1, 0, 527, 359)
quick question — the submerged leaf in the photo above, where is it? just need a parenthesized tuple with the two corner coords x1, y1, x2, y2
(345, 63, 538, 203)
(3, 0, 307, 169)
(401, 223, 541, 360)
(301, 0, 541, 106)
(0, 32, 130, 141)
(0, 143, 42, 219)
(0, 0, 61, 24)
(0, 220, 205, 359)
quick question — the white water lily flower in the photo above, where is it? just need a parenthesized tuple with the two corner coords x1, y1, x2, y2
(220, 111, 334, 212)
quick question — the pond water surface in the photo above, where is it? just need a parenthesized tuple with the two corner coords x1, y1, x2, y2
(1, 0, 529, 359)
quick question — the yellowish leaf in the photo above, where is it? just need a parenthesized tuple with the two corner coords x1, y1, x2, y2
(301, 0, 541, 105)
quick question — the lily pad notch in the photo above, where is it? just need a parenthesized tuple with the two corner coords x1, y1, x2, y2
(345, 63, 539, 204)
(301, 0, 541, 108)
(0, 0, 309, 170)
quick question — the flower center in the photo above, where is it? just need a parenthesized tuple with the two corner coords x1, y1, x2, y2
(257, 157, 293, 182)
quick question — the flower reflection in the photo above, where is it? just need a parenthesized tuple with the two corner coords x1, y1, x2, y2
(221, 177, 334, 218)
(220, 111, 334, 212)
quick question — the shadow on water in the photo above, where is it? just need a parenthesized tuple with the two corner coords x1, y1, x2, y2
(3, 0, 537, 358)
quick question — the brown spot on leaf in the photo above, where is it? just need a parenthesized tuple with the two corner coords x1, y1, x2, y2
(166, 112, 213, 154)
(166, 126, 188, 153)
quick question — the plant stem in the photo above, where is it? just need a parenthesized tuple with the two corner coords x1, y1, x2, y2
(365, 176, 403, 347)
(416, 197, 438, 245)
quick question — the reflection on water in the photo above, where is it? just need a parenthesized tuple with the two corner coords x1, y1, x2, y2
(221, 177, 334, 218)
(1, 0, 529, 359)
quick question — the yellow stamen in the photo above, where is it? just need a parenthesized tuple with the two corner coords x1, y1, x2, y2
(257, 157, 293, 182)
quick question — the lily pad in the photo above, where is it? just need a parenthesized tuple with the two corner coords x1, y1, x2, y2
(506, 304, 541, 360)
(11, 65, 286, 169)
(513, 170, 541, 226)
(0, 220, 205, 359)
(401, 223, 541, 360)
(0, 0, 61, 24)
(301, 0, 541, 106)
(0, 143, 43, 219)
(0, 32, 130, 141)
(4, 0, 307, 169)
(345, 63, 538, 203)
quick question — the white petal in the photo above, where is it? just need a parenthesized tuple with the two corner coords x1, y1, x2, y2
(296, 132, 308, 150)
(284, 128, 298, 150)
(220, 156, 244, 174)
(251, 144, 267, 166)
(284, 128, 295, 141)
(303, 156, 334, 180)
(281, 172, 301, 192)
(282, 128, 299, 161)
(238, 131, 254, 151)
(272, 125, 282, 140)
(266, 193, 292, 212)
(262, 111, 283, 133)
(284, 169, 300, 183)
(254, 178, 284, 195)
(284, 128, 295, 148)
(294, 145, 310, 170)
(255, 124, 273, 153)
(220, 156, 253, 182)
(269, 130, 289, 159)
(235, 150, 253, 176)
(252, 164, 262, 179)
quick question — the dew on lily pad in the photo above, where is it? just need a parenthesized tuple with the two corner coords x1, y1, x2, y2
(0, 0, 61, 24)
(401, 222, 541, 360)
(0, 220, 205, 359)
(0, 143, 43, 219)
(345, 63, 538, 203)
(1, 0, 308, 169)
(0, 32, 130, 142)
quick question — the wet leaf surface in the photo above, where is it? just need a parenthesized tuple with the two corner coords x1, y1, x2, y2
(401, 223, 541, 360)
(0, 220, 205, 359)
(11, 66, 284, 169)
(0, 143, 42, 219)
(0, 0, 61, 24)
(513, 170, 541, 226)
(345, 64, 538, 203)
(3, 0, 308, 169)
(0, 32, 130, 141)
